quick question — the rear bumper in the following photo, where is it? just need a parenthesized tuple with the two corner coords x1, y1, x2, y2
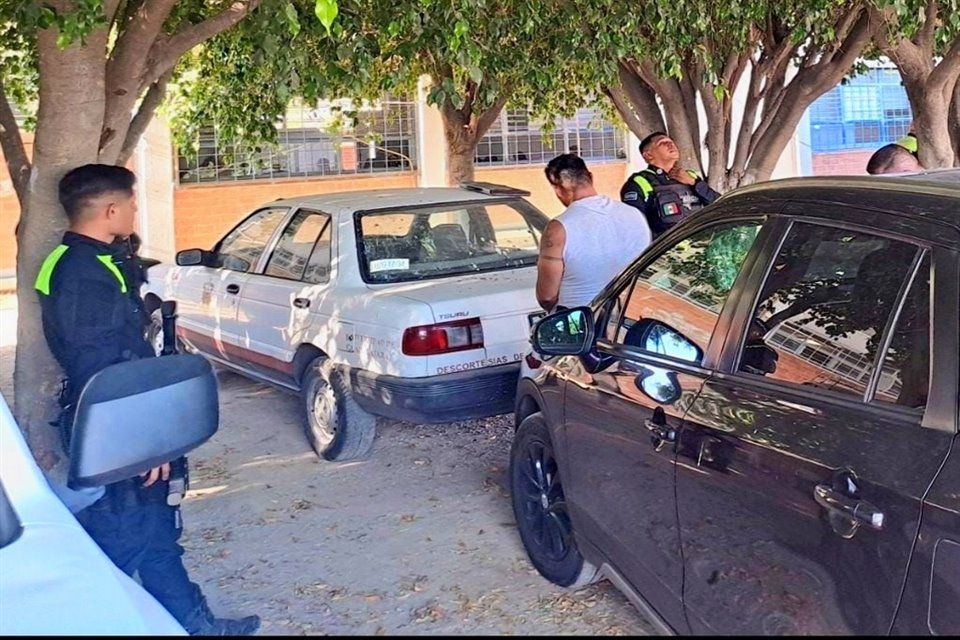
(342, 363, 520, 423)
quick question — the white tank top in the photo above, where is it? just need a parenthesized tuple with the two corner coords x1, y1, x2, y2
(555, 195, 652, 309)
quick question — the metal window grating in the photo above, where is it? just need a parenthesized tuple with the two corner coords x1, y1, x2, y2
(809, 67, 913, 153)
(475, 107, 627, 166)
(177, 98, 418, 184)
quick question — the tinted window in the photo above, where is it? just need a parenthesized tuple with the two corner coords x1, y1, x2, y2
(264, 210, 331, 281)
(614, 222, 762, 361)
(875, 254, 930, 409)
(738, 222, 920, 399)
(216, 208, 288, 273)
(357, 201, 547, 283)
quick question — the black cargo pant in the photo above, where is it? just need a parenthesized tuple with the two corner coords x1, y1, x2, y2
(75, 478, 206, 630)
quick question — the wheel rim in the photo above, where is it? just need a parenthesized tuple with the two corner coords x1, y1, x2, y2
(307, 374, 337, 446)
(517, 439, 574, 563)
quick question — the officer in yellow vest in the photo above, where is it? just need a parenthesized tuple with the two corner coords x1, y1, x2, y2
(620, 132, 720, 238)
(35, 164, 260, 636)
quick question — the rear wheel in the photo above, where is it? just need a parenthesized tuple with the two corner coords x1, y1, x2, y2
(510, 411, 598, 587)
(300, 357, 376, 461)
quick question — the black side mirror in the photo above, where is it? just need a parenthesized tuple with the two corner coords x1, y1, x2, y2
(626, 318, 704, 364)
(532, 307, 596, 357)
(175, 249, 206, 266)
(68, 355, 219, 488)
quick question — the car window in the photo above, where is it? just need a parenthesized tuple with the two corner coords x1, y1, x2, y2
(612, 221, 763, 363)
(737, 222, 922, 401)
(216, 207, 288, 273)
(264, 210, 332, 281)
(357, 200, 547, 283)
(874, 254, 930, 409)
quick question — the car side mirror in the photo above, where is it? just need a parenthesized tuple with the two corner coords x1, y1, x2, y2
(68, 355, 219, 488)
(532, 307, 596, 357)
(628, 318, 704, 364)
(176, 248, 208, 266)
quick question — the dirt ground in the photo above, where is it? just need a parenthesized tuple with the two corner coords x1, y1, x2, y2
(0, 339, 652, 636)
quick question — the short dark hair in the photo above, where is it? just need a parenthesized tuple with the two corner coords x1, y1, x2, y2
(866, 144, 913, 175)
(639, 131, 668, 155)
(58, 164, 136, 221)
(545, 154, 592, 186)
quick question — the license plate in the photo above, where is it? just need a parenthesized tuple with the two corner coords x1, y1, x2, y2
(528, 311, 546, 327)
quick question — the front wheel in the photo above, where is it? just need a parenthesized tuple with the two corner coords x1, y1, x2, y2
(300, 358, 376, 461)
(510, 411, 598, 587)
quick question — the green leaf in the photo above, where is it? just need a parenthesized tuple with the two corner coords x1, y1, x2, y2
(315, 0, 339, 36)
(468, 66, 483, 84)
(285, 3, 301, 37)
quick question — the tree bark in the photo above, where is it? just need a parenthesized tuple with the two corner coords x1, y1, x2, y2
(15, 21, 109, 470)
(0, 80, 30, 204)
(438, 92, 507, 186)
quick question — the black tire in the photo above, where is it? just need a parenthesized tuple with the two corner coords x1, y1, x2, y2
(300, 357, 376, 461)
(510, 412, 599, 588)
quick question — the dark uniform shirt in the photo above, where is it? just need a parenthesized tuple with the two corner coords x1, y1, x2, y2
(36, 231, 155, 402)
(620, 165, 720, 237)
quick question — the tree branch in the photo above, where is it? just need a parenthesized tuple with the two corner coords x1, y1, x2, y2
(928, 37, 960, 98)
(143, 0, 262, 88)
(474, 93, 509, 141)
(116, 69, 173, 166)
(603, 85, 648, 139)
(0, 80, 30, 205)
(616, 60, 666, 134)
(916, 0, 939, 54)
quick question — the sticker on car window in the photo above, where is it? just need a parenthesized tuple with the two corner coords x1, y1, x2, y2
(369, 258, 410, 272)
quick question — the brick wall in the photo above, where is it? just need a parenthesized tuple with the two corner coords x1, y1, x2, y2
(476, 162, 629, 217)
(173, 173, 418, 250)
(811, 150, 874, 176)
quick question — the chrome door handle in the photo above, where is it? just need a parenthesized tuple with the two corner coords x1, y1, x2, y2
(293, 297, 310, 309)
(814, 484, 885, 530)
(225, 284, 240, 295)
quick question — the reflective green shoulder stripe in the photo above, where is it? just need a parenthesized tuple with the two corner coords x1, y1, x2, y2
(686, 170, 700, 180)
(96, 255, 128, 293)
(896, 134, 918, 154)
(35, 244, 70, 296)
(631, 174, 654, 199)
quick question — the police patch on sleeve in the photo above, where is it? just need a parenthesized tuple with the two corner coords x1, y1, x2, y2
(624, 191, 638, 201)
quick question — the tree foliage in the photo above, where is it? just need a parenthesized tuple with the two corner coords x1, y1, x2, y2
(172, 0, 580, 183)
(553, 0, 874, 190)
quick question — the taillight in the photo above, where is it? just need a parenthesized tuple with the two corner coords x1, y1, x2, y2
(525, 353, 542, 369)
(402, 318, 484, 356)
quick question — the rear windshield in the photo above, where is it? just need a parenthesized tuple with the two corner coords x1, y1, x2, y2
(356, 200, 548, 283)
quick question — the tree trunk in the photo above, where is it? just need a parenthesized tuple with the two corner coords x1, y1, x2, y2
(446, 135, 477, 184)
(902, 75, 957, 169)
(14, 25, 108, 470)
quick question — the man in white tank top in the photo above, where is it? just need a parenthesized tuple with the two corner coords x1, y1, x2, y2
(536, 154, 652, 312)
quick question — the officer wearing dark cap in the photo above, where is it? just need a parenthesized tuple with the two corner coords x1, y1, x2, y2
(620, 132, 720, 238)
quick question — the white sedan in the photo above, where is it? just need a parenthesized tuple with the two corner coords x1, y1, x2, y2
(145, 183, 549, 461)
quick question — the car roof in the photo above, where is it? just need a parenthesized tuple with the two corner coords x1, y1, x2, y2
(266, 188, 524, 217)
(725, 168, 960, 234)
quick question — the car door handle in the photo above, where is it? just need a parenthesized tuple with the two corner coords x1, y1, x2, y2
(293, 297, 310, 309)
(225, 284, 240, 295)
(814, 484, 885, 530)
(644, 419, 675, 443)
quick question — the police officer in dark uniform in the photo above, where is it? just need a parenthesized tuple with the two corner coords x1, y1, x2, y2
(35, 164, 260, 636)
(620, 131, 720, 238)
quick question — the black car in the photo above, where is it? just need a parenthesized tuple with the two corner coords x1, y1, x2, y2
(511, 169, 959, 635)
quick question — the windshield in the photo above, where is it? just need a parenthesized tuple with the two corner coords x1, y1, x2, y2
(356, 200, 548, 284)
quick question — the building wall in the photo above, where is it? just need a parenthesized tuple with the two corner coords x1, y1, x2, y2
(173, 173, 418, 251)
(811, 150, 874, 176)
(476, 162, 629, 217)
